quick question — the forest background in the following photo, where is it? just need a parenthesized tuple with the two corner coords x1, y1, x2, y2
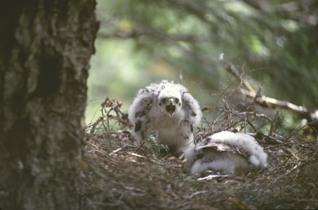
(87, 0, 318, 134)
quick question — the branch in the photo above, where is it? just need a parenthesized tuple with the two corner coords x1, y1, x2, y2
(98, 28, 200, 43)
(241, 0, 272, 12)
(98, 30, 146, 39)
(241, 0, 318, 25)
(224, 63, 317, 122)
(224, 63, 256, 93)
(240, 89, 308, 115)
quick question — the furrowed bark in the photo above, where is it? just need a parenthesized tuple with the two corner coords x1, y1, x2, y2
(0, 1, 98, 209)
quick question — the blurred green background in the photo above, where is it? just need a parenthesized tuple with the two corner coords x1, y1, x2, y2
(86, 0, 318, 125)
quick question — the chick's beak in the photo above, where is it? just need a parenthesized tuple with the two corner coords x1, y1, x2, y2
(165, 98, 176, 116)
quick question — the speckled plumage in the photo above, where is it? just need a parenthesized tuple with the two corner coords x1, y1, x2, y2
(128, 80, 202, 153)
(184, 131, 268, 175)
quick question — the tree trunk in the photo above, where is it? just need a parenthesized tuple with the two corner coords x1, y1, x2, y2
(0, 1, 98, 209)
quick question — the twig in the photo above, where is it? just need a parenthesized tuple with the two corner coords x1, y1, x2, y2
(185, 190, 208, 199)
(88, 116, 105, 134)
(197, 174, 229, 181)
(225, 64, 256, 93)
(109, 147, 123, 156)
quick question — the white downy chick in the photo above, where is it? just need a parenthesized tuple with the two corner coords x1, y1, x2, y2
(128, 80, 202, 153)
(184, 131, 268, 175)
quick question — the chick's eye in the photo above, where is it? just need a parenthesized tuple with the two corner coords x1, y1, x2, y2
(160, 98, 167, 104)
(174, 98, 179, 103)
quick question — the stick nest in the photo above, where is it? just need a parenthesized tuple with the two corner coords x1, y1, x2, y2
(82, 98, 318, 210)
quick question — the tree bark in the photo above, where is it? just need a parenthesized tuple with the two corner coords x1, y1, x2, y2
(0, 1, 98, 209)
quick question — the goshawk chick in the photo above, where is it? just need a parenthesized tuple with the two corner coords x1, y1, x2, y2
(184, 131, 268, 175)
(128, 80, 202, 153)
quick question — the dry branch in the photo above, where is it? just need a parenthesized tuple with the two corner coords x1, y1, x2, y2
(224, 63, 317, 121)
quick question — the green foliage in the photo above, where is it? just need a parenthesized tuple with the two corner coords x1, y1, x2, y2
(87, 0, 318, 126)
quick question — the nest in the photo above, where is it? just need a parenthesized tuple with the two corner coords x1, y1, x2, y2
(81, 98, 318, 210)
